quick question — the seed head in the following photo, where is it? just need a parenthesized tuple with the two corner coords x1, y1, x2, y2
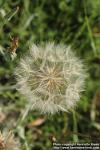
(15, 42, 86, 114)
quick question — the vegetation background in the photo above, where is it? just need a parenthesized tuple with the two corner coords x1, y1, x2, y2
(0, 0, 100, 149)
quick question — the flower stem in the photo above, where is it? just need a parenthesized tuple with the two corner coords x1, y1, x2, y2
(72, 110, 79, 142)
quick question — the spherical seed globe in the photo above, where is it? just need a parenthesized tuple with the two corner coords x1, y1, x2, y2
(15, 42, 86, 114)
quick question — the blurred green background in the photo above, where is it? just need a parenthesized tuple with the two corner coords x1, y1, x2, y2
(0, 0, 100, 149)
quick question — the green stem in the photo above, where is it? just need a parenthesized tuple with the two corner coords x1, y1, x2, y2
(72, 110, 78, 142)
